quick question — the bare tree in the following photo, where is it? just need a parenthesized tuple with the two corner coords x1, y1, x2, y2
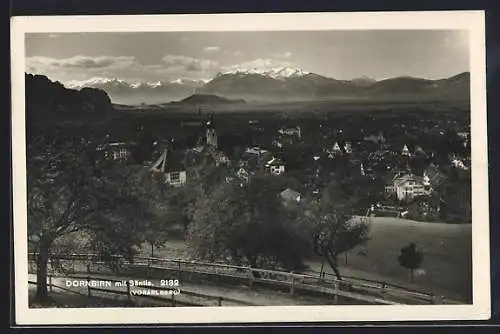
(300, 202, 370, 280)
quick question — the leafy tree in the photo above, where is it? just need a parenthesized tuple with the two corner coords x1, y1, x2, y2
(27, 127, 166, 300)
(163, 157, 227, 237)
(140, 172, 172, 256)
(433, 174, 471, 224)
(398, 243, 424, 282)
(130, 127, 157, 165)
(163, 184, 203, 237)
(406, 196, 440, 222)
(187, 174, 310, 272)
(320, 178, 364, 214)
(297, 201, 370, 280)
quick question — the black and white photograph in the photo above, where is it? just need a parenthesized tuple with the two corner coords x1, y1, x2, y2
(11, 11, 489, 324)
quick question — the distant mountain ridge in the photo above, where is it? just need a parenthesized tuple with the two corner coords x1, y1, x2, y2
(170, 94, 246, 105)
(47, 67, 470, 105)
(200, 71, 470, 102)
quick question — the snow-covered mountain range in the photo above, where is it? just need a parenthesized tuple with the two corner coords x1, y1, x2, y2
(66, 77, 208, 90)
(64, 77, 208, 105)
(55, 63, 469, 105)
(220, 65, 310, 80)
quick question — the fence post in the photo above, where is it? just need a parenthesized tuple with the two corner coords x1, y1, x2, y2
(289, 275, 295, 296)
(432, 294, 443, 304)
(148, 258, 152, 278)
(171, 292, 176, 306)
(333, 281, 339, 304)
(87, 276, 92, 297)
(48, 275, 53, 292)
(218, 297, 223, 306)
(248, 267, 253, 289)
(126, 281, 131, 302)
(177, 260, 181, 280)
(87, 263, 91, 274)
(381, 282, 387, 295)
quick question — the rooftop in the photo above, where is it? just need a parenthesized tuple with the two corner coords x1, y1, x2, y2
(280, 188, 301, 202)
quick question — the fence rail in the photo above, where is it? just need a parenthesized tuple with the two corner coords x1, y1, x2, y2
(28, 252, 461, 305)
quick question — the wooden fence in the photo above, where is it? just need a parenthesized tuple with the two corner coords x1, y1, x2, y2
(28, 253, 461, 305)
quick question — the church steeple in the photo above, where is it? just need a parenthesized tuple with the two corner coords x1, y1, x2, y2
(377, 131, 385, 150)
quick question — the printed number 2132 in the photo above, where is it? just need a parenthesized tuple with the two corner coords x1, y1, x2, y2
(160, 279, 179, 287)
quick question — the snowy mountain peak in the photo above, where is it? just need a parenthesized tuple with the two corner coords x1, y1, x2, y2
(65, 77, 129, 89)
(268, 66, 309, 79)
(130, 81, 163, 88)
(170, 78, 209, 85)
(64, 77, 207, 90)
(222, 64, 310, 80)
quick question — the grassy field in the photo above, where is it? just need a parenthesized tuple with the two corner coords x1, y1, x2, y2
(318, 217, 472, 302)
(142, 217, 472, 303)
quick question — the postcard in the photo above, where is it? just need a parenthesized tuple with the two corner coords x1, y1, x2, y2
(11, 10, 489, 325)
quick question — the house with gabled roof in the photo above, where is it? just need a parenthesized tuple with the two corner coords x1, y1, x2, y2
(244, 146, 268, 156)
(332, 141, 342, 153)
(324, 139, 353, 158)
(452, 159, 469, 170)
(235, 166, 251, 184)
(150, 148, 187, 187)
(97, 141, 134, 161)
(385, 172, 431, 202)
(265, 156, 286, 176)
(278, 126, 301, 139)
(344, 141, 352, 154)
(401, 144, 411, 156)
(213, 150, 230, 166)
(325, 141, 343, 158)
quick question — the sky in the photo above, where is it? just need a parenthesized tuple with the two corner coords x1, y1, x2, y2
(25, 30, 470, 84)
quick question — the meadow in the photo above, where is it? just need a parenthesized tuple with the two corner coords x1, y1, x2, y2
(143, 217, 472, 303)
(315, 217, 472, 302)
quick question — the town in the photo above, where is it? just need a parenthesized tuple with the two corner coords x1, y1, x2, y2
(102, 105, 471, 225)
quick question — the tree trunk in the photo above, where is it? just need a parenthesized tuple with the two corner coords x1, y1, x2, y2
(151, 243, 154, 258)
(331, 264, 342, 281)
(319, 258, 326, 279)
(35, 240, 51, 301)
(325, 255, 342, 281)
(408, 269, 414, 282)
